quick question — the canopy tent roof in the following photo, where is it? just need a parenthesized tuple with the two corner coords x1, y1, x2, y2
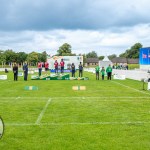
(102, 56, 110, 61)
(99, 56, 112, 68)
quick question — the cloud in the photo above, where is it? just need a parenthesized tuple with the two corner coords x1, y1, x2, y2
(1, 24, 150, 56)
(0, 0, 150, 31)
(0, 0, 150, 55)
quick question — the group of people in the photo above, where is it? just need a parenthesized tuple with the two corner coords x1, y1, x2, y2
(13, 60, 113, 81)
(13, 63, 28, 81)
(54, 59, 65, 74)
(54, 59, 83, 77)
(95, 64, 112, 80)
(37, 59, 84, 78)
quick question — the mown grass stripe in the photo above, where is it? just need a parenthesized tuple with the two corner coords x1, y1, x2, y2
(35, 98, 51, 124)
(112, 81, 150, 96)
(5, 121, 150, 126)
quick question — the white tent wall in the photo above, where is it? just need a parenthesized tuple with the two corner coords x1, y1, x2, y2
(99, 56, 113, 69)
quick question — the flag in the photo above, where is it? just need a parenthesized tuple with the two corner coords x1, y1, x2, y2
(148, 55, 150, 58)
(142, 54, 147, 58)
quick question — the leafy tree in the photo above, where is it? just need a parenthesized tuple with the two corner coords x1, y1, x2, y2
(98, 56, 104, 60)
(57, 43, 72, 56)
(119, 43, 142, 58)
(0, 50, 6, 64)
(27, 52, 38, 66)
(38, 51, 47, 62)
(16, 52, 28, 64)
(108, 54, 117, 60)
(86, 51, 98, 58)
(4, 50, 17, 64)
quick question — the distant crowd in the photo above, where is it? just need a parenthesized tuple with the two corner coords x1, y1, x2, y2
(112, 63, 128, 70)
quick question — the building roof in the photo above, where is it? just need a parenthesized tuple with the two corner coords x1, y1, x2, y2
(111, 57, 127, 63)
(127, 58, 139, 64)
(86, 58, 99, 63)
(111, 57, 139, 64)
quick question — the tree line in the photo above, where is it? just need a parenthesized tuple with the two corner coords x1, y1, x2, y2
(0, 42, 142, 65)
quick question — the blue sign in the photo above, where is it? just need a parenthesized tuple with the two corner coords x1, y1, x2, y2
(50, 69, 72, 73)
(139, 47, 150, 65)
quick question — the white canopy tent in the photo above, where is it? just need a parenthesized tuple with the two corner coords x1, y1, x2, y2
(99, 56, 112, 69)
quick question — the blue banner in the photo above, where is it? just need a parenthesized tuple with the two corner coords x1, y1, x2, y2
(139, 47, 150, 65)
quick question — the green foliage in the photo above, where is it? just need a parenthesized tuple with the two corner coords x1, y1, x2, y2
(38, 51, 47, 62)
(119, 43, 142, 58)
(128, 64, 139, 69)
(99, 56, 104, 60)
(27, 51, 38, 65)
(0, 50, 6, 64)
(61, 53, 76, 56)
(16, 52, 28, 64)
(4, 50, 18, 63)
(108, 54, 117, 60)
(86, 51, 98, 58)
(57, 43, 72, 56)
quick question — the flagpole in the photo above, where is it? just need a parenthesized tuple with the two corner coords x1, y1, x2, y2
(142, 50, 143, 64)
(148, 49, 150, 64)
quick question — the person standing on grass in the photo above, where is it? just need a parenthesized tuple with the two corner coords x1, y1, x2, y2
(60, 59, 65, 74)
(23, 62, 28, 81)
(101, 67, 105, 80)
(38, 61, 42, 76)
(71, 63, 76, 77)
(54, 60, 58, 74)
(106, 64, 112, 80)
(95, 65, 100, 80)
(13, 63, 18, 81)
(79, 62, 83, 77)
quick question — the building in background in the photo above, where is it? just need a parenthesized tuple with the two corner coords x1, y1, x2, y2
(85, 58, 99, 66)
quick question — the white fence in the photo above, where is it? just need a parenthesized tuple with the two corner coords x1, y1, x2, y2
(113, 69, 150, 81)
(84, 68, 150, 81)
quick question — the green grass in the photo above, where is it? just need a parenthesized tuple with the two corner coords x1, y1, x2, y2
(0, 71, 150, 150)
(128, 64, 139, 70)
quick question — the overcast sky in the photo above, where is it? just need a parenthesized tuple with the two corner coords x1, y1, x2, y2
(0, 0, 150, 56)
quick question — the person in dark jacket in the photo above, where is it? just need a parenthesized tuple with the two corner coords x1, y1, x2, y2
(79, 62, 83, 77)
(13, 63, 18, 81)
(71, 63, 76, 77)
(23, 63, 28, 81)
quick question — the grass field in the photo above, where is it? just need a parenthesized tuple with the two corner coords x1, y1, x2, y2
(0, 71, 150, 150)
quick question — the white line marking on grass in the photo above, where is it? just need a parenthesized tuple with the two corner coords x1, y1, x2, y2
(35, 98, 51, 125)
(5, 121, 150, 126)
(112, 81, 150, 96)
(52, 97, 150, 99)
(0, 97, 50, 100)
(16, 97, 21, 99)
